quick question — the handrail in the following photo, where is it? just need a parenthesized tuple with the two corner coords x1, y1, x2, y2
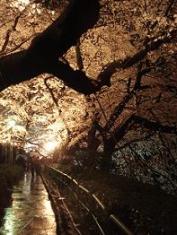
(64, 179, 106, 235)
(46, 166, 133, 235)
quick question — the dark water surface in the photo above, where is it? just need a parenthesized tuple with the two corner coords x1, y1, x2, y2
(0, 172, 56, 235)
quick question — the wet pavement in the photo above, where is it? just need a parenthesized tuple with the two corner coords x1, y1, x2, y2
(0, 171, 57, 235)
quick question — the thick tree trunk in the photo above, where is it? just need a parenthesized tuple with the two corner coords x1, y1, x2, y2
(0, 0, 100, 93)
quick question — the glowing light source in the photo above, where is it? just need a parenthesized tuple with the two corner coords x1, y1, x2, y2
(44, 140, 58, 154)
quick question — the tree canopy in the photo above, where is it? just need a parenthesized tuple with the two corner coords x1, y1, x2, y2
(0, 0, 177, 193)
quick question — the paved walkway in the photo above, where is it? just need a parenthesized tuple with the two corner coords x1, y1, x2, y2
(0, 171, 57, 235)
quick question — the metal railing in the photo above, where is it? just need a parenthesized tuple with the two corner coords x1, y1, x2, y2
(45, 166, 133, 235)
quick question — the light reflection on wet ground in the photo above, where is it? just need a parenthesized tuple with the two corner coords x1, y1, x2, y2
(0, 172, 57, 235)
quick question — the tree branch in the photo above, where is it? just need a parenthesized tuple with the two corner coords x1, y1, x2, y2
(165, 0, 176, 17)
(97, 29, 177, 84)
(0, 0, 100, 92)
(0, 1, 176, 96)
(104, 65, 151, 131)
(133, 115, 177, 134)
(105, 114, 177, 155)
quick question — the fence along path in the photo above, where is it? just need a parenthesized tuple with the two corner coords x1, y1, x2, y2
(45, 166, 133, 235)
